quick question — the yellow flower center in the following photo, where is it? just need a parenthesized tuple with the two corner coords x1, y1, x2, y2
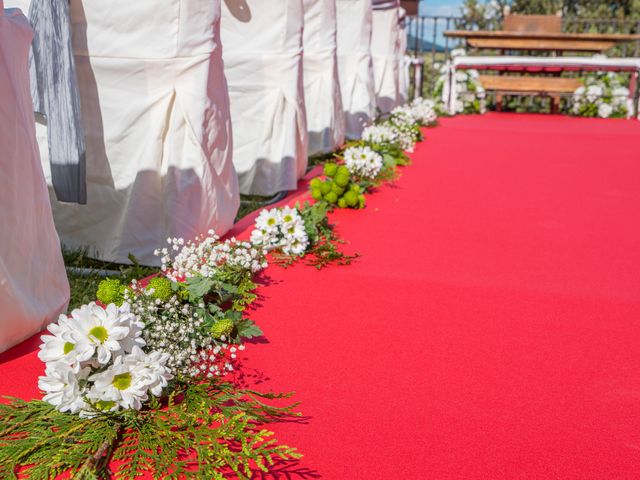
(63, 342, 75, 355)
(89, 326, 109, 343)
(112, 373, 132, 391)
(95, 400, 116, 411)
(267, 218, 276, 226)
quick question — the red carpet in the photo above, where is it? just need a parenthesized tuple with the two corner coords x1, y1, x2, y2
(2, 113, 640, 479)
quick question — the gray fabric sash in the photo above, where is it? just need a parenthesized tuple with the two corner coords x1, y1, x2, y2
(372, 0, 399, 10)
(28, 0, 86, 204)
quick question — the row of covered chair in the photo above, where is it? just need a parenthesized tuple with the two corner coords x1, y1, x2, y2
(3, 0, 407, 269)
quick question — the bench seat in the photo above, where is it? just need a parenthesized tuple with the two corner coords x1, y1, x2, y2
(478, 75, 582, 113)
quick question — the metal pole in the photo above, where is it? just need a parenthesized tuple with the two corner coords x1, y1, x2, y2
(631, 70, 640, 120)
(431, 17, 438, 95)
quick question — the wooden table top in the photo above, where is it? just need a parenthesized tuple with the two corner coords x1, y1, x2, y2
(444, 30, 640, 53)
(444, 30, 640, 41)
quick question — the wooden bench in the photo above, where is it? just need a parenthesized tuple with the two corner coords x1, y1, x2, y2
(478, 75, 582, 113)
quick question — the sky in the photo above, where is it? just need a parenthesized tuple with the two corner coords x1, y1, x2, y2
(413, 0, 466, 48)
(419, 0, 465, 17)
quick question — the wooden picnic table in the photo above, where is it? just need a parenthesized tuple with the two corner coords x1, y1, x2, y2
(443, 30, 640, 53)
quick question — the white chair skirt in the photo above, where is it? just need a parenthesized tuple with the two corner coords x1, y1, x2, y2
(336, 0, 376, 139)
(222, 0, 308, 195)
(0, 5, 69, 352)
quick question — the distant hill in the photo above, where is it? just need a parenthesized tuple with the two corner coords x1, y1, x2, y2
(406, 35, 446, 53)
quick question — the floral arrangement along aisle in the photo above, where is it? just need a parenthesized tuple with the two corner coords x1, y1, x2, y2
(433, 49, 486, 116)
(0, 98, 437, 479)
(571, 72, 631, 119)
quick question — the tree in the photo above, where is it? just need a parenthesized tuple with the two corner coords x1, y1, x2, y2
(510, 0, 563, 14)
(460, 0, 640, 19)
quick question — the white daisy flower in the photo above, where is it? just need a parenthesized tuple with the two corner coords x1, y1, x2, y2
(250, 206, 309, 256)
(254, 208, 281, 233)
(125, 346, 173, 397)
(38, 362, 90, 414)
(38, 315, 81, 366)
(344, 146, 383, 180)
(279, 206, 299, 225)
(67, 302, 144, 365)
(88, 352, 153, 411)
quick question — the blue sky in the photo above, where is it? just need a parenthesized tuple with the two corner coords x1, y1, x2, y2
(412, 0, 466, 47)
(419, 0, 464, 17)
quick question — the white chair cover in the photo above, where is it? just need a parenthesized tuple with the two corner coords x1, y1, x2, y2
(336, 0, 376, 139)
(371, 3, 402, 113)
(303, 0, 345, 155)
(37, 0, 240, 266)
(221, 0, 308, 195)
(0, 4, 69, 353)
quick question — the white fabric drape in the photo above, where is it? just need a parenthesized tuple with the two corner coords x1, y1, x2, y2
(397, 7, 409, 104)
(302, 0, 345, 155)
(336, 0, 376, 139)
(35, 0, 239, 266)
(221, 0, 308, 196)
(0, 4, 69, 353)
(371, 4, 402, 113)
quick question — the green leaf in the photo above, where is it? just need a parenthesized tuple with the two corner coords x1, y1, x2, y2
(184, 275, 215, 300)
(235, 318, 264, 339)
(0, 382, 301, 479)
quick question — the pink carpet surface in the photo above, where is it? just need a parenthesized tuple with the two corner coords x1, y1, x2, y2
(2, 113, 640, 479)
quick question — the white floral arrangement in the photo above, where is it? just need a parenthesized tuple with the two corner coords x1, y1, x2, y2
(250, 206, 309, 256)
(38, 302, 173, 416)
(409, 97, 438, 126)
(433, 49, 487, 115)
(2, 97, 437, 478)
(452, 69, 486, 115)
(158, 231, 268, 282)
(361, 124, 399, 146)
(389, 105, 418, 126)
(124, 278, 240, 378)
(343, 145, 384, 180)
(572, 72, 631, 119)
(362, 119, 419, 153)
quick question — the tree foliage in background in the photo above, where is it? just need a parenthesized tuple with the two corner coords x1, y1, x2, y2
(459, 0, 640, 25)
(563, 0, 640, 19)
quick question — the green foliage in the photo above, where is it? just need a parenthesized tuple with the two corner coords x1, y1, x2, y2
(184, 274, 237, 304)
(285, 202, 360, 270)
(460, 0, 640, 19)
(234, 318, 264, 340)
(182, 266, 259, 314)
(570, 72, 630, 118)
(0, 382, 301, 479)
(311, 163, 364, 210)
(210, 318, 235, 339)
(342, 138, 410, 192)
(459, 0, 504, 29)
(96, 278, 126, 306)
(64, 249, 158, 311)
(510, 0, 563, 14)
(146, 277, 174, 302)
(200, 305, 263, 344)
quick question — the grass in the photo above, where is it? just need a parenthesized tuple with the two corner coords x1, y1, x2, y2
(63, 249, 158, 310)
(64, 193, 285, 311)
